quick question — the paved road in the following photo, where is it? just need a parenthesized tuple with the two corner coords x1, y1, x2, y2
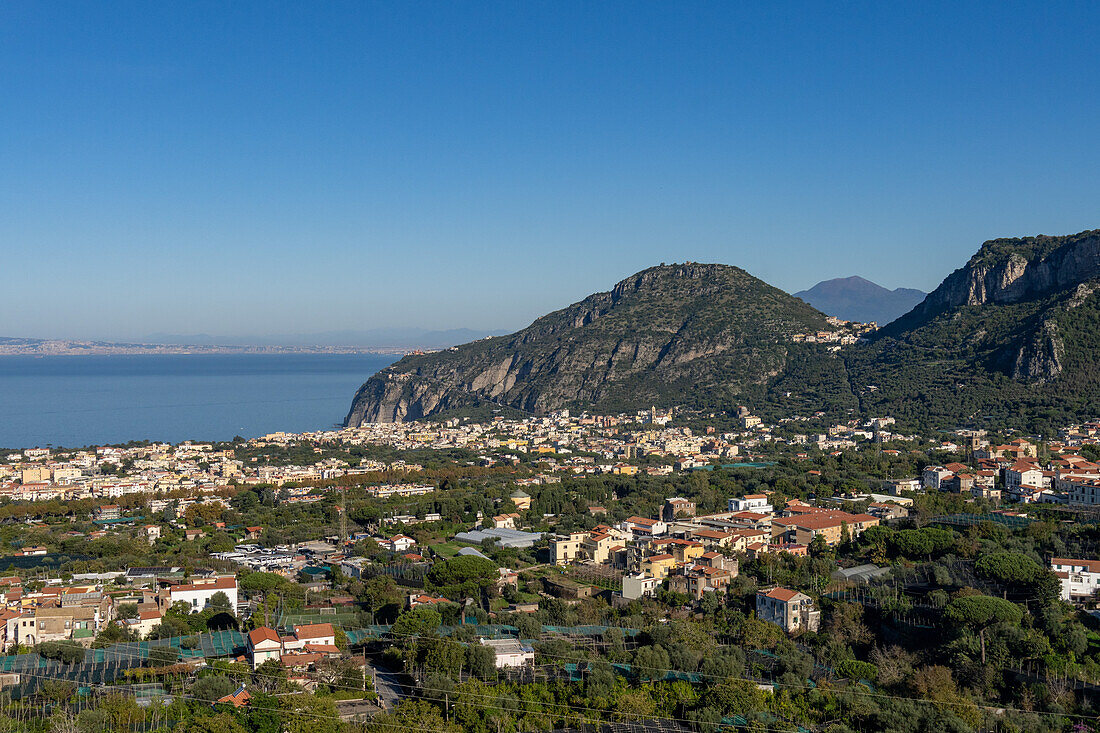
(366, 662, 405, 710)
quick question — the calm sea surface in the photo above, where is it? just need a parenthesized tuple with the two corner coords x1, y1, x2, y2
(0, 354, 397, 449)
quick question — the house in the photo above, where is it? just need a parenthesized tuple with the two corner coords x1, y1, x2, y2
(1051, 558, 1100, 601)
(922, 467, 953, 491)
(244, 526, 263, 541)
(131, 608, 163, 639)
(509, 490, 532, 511)
(728, 494, 774, 514)
(690, 529, 736, 550)
(621, 573, 660, 600)
(380, 534, 416, 553)
(867, 503, 909, 521)
(771, 512, 879, 546)
(582, 531, 618, 564)
(293, 623, 336, 647)
(94, 505, 121, 521)
(480, 638, 535, 668)
(623, 516, 667, 538)
(216, 684, 252, 708)
(668, 564, 735, 599)
(665, 538, 705, 564)
(756, 588, 820, 633)
(492, 513, 520, 530)
(662, 497, 697, 521)
(1005, 461, 1045, 491)
(163, 576, 238, 612)
(248, 627, 282, 669)
(640, 553, 676, 580)
(550, 532, 586, 565)
(142, 525, 161, 543)
(7, 606, 101, 646)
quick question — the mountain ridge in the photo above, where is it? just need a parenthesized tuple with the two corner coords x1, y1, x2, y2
(345, 262, 832, 424)
(346, 230, 1100, 432)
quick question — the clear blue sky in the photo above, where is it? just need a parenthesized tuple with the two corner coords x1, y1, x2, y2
(3, 1, 1099, 341)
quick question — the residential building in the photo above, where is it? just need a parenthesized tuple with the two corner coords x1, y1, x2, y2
(480, 638, 535, 668)
(621, 573, 660, 600)
(248, 627, 282, 669)
(728, 494, 774, 514)
(756, 587, 820, 633)
(162, 576, 238, 611)
(1052, 558, 1100, 601)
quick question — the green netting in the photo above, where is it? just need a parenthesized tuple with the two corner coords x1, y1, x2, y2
(930, 513, 1035, 528)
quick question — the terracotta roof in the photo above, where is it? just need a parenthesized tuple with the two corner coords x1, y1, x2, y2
(761, 587, 803, 602)
(294, 623, 335, 639)
(248, 627, 280, 646)
(216, 685, 251, 708)
(1052, 558, 1100, 573)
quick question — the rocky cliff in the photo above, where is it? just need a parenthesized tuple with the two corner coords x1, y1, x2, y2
(882, 230, 1100, 336)
(345, 263, 831, 424)
(844, 229, 1100, 430)
(346, 230, 1100, 431)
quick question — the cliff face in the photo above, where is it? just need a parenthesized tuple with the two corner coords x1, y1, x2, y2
(345, 263, 831, 424)
(872, 230, 1100, 385)
(884, 230, 1100, 334)
(840, 229, 1100, 431)
(346, 230, 1100, 431)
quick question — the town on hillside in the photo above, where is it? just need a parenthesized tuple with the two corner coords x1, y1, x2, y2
(2, 407, 1100, 729)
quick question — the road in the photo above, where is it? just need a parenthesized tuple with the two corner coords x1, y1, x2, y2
(366, 661, 406, 711)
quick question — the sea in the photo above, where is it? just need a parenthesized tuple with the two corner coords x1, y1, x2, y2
(0, 353, 397, 450)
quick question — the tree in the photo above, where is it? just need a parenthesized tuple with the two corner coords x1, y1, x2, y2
(207, 591, 234, 614)
(466, 643, 496, 680)
(426, 555, 498, 596)
(281, 693, 343, 733)
(176, 713, 247, 733)
(836, 659, 878, 682)
(391, 607, 442, 642)
(254, 657, 288, 693)
(633, 644, 670, 682)
(944, 595, 1022, 663)
(974, 551, 1061, 603)
(190, 674, 239, 702)
(36, 641, 86, 665)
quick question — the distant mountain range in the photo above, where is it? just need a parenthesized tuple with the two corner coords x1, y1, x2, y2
(346, 229, 1100, 432)
(794, 276, 925, 325)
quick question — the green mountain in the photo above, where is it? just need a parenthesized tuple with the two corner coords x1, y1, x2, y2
(346, 230, 1100, 433)
(840, 229, 1100, 432)
(345, 263, 832, 424)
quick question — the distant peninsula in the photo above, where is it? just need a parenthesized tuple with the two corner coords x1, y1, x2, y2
(0, 337, 410, 357)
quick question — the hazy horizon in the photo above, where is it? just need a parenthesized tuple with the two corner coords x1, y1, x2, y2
(4, 2, 1098, 341)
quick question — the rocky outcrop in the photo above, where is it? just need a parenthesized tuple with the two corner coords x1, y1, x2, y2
(883, 230, 1100, 335)
(1009, 321, 1065, 383)
(345, 263, 831, 424)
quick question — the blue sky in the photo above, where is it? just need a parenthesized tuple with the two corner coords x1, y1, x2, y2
(3, 1, 1099, 341)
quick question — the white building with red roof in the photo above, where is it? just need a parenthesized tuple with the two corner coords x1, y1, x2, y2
(1051, 558, 1100, 601)
(756, 587, 819, 633)
(247, 627, 282, 669)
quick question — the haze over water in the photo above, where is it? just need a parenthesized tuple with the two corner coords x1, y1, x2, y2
(0, 354, 397, 449)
